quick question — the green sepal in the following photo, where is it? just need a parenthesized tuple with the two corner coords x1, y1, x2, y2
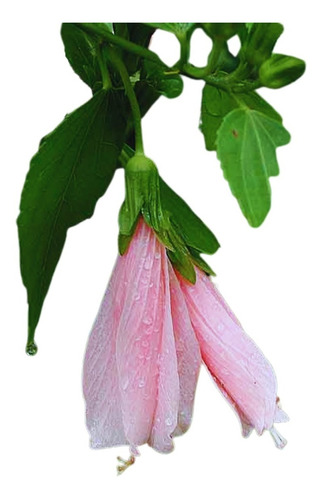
(188, 247, 216, 276)
(167, 250, 196, 284)
(259, 53, 306, 89)
(118, 217, 139, 255)
(159, 178, 219, 254)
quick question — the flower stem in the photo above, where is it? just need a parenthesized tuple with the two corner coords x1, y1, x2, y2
(107, 48, 144, 155)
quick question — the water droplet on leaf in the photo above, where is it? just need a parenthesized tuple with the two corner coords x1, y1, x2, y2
(26, 342, 38, 356)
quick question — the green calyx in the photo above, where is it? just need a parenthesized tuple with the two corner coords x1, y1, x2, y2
(118, 153, 216, 283)
(119, 154, 162, 236)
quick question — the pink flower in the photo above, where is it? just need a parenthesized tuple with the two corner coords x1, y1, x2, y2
(83, 219, 287, 466)
(177, 267, 289, 448)
(83, 219, 201, 456)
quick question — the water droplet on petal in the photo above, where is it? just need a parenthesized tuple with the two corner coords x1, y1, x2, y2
(138, 378, 145, 388)
(165, 417, 172, 426)
(122, 378, 129, 390)
(143, 257, 153, 270)
(142, 316, 153, 326)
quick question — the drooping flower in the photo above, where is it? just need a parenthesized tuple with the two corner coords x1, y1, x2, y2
(83, 219, 201, 466)
(83, 218, 288, 471)
(177, 267, 289, 448)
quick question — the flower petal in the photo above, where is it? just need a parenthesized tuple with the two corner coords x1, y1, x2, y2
(178, 268, 282, 435)
(116, 221, 166, 447)
(83, 257, 127, 448)
(148, 253, 180, 453)
(168, 263, 201, 437)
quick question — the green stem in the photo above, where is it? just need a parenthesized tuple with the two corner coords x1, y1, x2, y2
(77, 23, 259, 94)
(107, 48, 144, 155)
(177, 35, 190, 69)
(75, 23, 164, 67)
(97, 44, 112, 90)
(180, 37, 225, 79)
(207, 38, 226, 73)
(119, 143, 134, 168)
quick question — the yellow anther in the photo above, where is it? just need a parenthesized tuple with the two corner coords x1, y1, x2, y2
(116, 454, 135, 475)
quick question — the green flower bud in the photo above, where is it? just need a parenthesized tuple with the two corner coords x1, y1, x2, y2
(202, 23, 241, 40)
(242, 23, 284, 67)
(259, 53, 305, 89)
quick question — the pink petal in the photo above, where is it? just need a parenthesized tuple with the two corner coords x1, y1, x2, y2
(178, 267, 285, 436)
(148, 252, 180, 453)
(168, 263, 201, 436)
(83, 256, 127, 448)
(116, 221, 172, 448)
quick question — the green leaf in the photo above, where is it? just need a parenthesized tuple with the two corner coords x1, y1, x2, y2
(141, 60, 183, 98)
(75, 22, 114, 40)
(18, 90, 126, 354)
(159, 178, 219, 254)
(61, 23, 101, 90)
(216, 107, 290, 227)
(201, 84, 282, 151)
(114, 23, 156, 76)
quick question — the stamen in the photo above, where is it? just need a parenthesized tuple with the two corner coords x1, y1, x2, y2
(269, 426, 287, 449)
(116, 454, 136, 475)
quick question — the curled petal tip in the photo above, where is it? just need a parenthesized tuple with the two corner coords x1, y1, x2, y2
(269, 426, 287, 449)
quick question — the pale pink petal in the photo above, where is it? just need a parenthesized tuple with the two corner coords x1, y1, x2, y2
(116, 221, 167, 447)
(83, 257, 127, 448)
(168, 263, 201, 437)
(148, 252, 180, 453)
(178, 267, 285, 436)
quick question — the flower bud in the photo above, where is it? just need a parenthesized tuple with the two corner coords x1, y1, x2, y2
(202, 23, 241, 40)
(259, 53, 306, 89)
(243, 23, 283, 67)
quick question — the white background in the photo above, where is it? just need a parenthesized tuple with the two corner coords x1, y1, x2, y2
(1, 2, 321, 499)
